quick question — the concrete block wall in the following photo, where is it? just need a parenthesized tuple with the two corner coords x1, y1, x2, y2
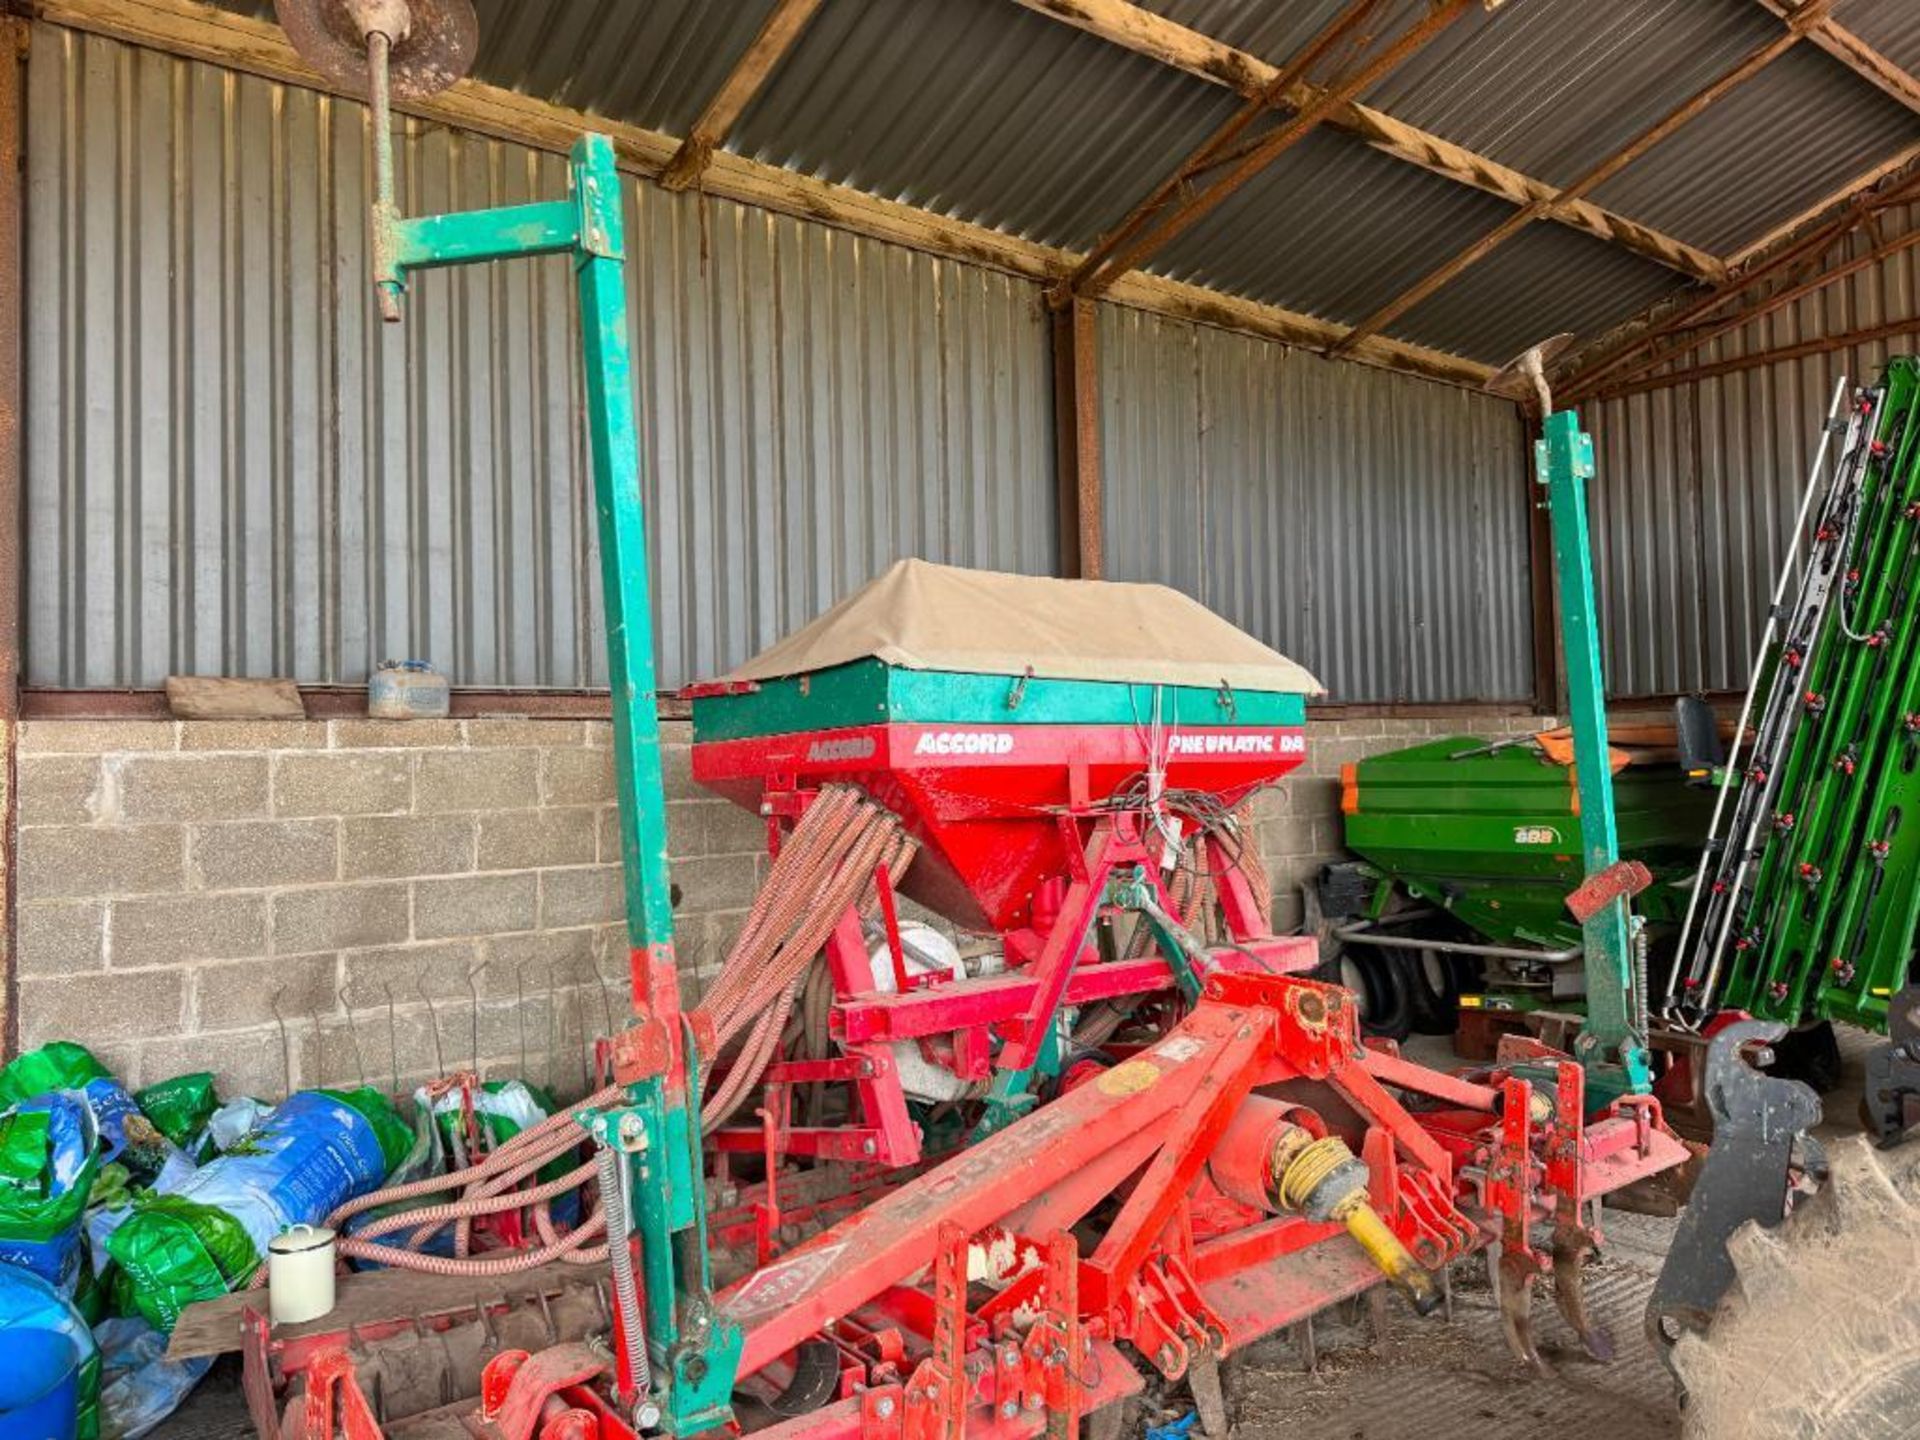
(12, 716, 766, 1101)
(10, 710, 1551, 1099)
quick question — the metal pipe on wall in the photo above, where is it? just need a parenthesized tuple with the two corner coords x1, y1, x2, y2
(0, 16, 26, 1056)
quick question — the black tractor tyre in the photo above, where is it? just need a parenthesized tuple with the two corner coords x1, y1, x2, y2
(1344, 945, 1414, 1043)
(1672, 1134, 1920, 1439)
(1403, 949, 1462, 1035)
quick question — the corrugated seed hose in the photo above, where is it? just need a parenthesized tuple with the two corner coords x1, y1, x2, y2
(276, 787, 914, 1286)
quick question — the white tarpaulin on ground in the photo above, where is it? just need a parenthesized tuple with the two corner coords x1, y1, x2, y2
(727, 559, 1323, 696)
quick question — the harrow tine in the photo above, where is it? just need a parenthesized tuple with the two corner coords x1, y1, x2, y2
(336, 985, 371, 1089)
(543, 960, 557, 1094)
(1551, 1224, 1615, 1362)
(572, 961, 595, 1094)
(514, 962, 529, 1080)
(380, 981, 400, 1095)
(466, 961, 489, 1077)
(307, 1000, 330, 1091)
(1496, 1243, 1551, 1378)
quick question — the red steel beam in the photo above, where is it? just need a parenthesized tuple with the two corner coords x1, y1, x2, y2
(1597, 222, 1920, 394)
(1588, 314, 1920, 403)
(1562, 165, 1920, 400)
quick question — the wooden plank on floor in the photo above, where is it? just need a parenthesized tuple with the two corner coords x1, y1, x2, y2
(166, 1258, 602, 1360)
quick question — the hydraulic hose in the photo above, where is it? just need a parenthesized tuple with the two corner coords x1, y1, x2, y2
(302, 785, 916, 1283)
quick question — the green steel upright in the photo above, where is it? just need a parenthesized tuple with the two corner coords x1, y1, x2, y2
(373, 131, 738, 1435)
(1538, 409, 1652, 1093)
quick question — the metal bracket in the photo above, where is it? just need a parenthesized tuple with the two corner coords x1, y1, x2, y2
(1645, 1020, 1821, 1375)
(1864, 982, 1920, 1145)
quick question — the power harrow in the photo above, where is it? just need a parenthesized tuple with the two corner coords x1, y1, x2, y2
(230, 8, 1724, 1437)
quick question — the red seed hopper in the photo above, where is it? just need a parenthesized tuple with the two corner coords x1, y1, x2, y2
(686, 561, 1323, 1171)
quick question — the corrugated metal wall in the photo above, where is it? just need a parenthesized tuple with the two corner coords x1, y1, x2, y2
(1583, 204, 1920, 696)
(21, 24, 1055, 689)
(1099, 309, 1533, 702)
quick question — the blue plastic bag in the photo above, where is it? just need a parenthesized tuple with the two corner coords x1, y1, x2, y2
(93, 1318, 210, 1440)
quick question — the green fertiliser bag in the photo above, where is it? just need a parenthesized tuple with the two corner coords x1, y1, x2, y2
(133, 1073, 218, 1151)
(0, 1092, 103, 1302)
(0, 1108, 54, 1193)
(106, 1088, 408, 1332)
(0, 1041, 110, 1107)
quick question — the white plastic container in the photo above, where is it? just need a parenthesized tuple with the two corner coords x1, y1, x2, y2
(267, 1224, 337, 1325)
(368, 659, 450, 719)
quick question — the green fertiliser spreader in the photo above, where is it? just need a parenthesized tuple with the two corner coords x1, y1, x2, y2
(1670, 360, 1920, 1032)
(1339, 732, 1713, 979)
(1343, 363, 1920, 1043)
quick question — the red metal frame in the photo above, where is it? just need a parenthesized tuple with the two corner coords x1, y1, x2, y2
(710, 779, 1316, 1170)
(252, 708, 1693, 1440)
(711, 971, 1684, 1413)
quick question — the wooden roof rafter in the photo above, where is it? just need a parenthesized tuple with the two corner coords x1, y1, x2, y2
(1010, 0, 1728, 284)
(1061, 0, 1481, 303)
(1756, 0, 1920, 115)
(1324, 0, 1841, 361)
(657, 0, 824, 193)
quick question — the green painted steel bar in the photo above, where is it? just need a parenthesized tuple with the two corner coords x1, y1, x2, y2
(1538, 409, 1650, 1089)
(564, 136, 677, 971)
(390, 199, 582, 270)
(375, 130, 737, 1434)
(565, 134, 740, 1436)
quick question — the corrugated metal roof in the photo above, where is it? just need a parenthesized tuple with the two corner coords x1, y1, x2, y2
(1837, 0, 1920, 79)
(1362, 0, 1780, 187)
(205, 0, 1920, 379)
(729, 0, 1240, 254)
(1147, 127, 1518, 329)
(1395, 224, 1687, 367)
(1587, 47, 1919, 254)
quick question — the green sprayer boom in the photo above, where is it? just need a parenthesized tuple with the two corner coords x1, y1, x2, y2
(1672, 360, 1920, 1030)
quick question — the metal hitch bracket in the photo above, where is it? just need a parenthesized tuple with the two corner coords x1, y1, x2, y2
(1645, 1019, 1822, 1374)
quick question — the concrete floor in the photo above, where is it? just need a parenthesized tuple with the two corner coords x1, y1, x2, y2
(1206, 1210, 1683, 1440)
(156, 1026, 1882, 1440)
